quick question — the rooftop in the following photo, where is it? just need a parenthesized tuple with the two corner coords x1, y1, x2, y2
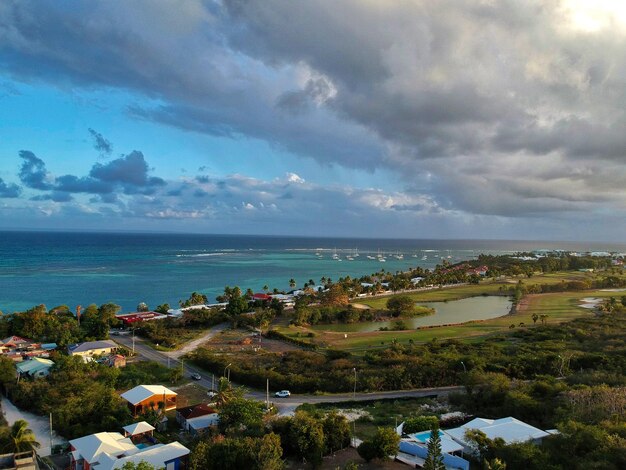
(121, 385, 177, 405)
(445, 417, 551, 446)
(122, 421, 155, 437)
(68, 340, 117, 354)
(176, 403, 217, 420)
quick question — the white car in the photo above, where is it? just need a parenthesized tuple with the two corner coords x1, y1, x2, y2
(275, 390, 291, 398)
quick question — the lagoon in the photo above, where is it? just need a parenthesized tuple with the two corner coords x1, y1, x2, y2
(311, 295, 513, 333)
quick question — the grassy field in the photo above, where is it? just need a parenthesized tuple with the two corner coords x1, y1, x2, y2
(274, 275, 624, 353)
(354, 271, 604, 310)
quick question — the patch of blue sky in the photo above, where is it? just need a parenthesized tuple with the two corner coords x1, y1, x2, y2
(0, 78, 393, 191)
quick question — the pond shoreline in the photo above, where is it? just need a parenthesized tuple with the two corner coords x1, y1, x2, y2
(311, 296, 513, 333)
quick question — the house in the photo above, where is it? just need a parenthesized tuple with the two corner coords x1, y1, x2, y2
(176, 404, 219, 435)
(69, 429, 189, 470)
(0, 336, 57, 362)
(15, 357, 54, 379)
(116, 312, 168, 326)
(0, 450, 39, 470)
(121, 385, 177, 415)
(444, 417, 551, 454)
(68, 340, 117, 361)
(251, 293, 271, 302)
(107, 354, 126, 368)
(397, 441, 469, 470)
(410, 277, 424, 285)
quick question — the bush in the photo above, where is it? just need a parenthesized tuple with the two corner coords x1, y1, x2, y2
(357, 441, 377, 462)
(403, 415, 439, 434)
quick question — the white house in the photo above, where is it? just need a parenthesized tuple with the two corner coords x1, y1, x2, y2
(68, 340, 118, 361)
(69, 430, 189, 470)
(444, 417, 551, 454)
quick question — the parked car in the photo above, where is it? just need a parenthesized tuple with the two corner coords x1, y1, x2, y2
(275, 390, 291, 398)
(190, 372, 202, 380)
(207, 390, 217, 398)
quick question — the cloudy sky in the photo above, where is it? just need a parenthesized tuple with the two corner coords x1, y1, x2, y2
(1, 0, 625, 240)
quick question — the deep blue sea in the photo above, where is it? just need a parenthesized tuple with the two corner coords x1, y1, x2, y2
(1, 231, 625, 313)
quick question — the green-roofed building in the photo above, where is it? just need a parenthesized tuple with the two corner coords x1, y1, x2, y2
(15, 357, 54, 379)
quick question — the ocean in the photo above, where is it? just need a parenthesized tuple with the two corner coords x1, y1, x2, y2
(1, 231, 625, 314)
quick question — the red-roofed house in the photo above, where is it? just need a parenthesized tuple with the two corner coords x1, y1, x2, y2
(176, 404, 219, 435)
(252, 293, 271, 301)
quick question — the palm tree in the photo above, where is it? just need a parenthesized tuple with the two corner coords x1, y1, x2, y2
(263, 284, 269, 293)
(2, 420, 40, 453)
(289, 278, 296, 289)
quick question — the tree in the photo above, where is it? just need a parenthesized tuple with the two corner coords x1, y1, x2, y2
(485, 458, 507, 470)
(256, 433, 284, 470)
(155, 303, 170, 314)
(423, 422, 445, 470)
(136, 302, 149, 312)
(0, 356, 16, 387)
(1, 420, 40, 453)
(403, 415, 438, 434)
(120, 462, 157, 470)
(371, 427, 400, 460)
(289, 411, 325, 467)
(320, 285, 349, 307)
(289, 278, 297, 289)
(531, 313, 539, 325)
(386, 295, 415, 317)
(180, 292, 208, 308)
(218, 396, 264, 435)
(322, 411, 351, 454)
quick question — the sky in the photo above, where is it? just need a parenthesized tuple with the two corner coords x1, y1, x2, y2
(1, 0, 626, 240)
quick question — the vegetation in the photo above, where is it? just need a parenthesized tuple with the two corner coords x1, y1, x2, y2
(423, 422, 445, 470)
(357, 427, 399, 462)
(4, 356, 181, 440)
(0, 420, 40, 453)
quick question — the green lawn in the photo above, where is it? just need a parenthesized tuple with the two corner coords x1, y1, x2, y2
(275, 286, 620, 353)
(354, 271, 609, 310)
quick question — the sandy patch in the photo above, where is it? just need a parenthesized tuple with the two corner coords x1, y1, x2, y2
(579, 297, 602, 309)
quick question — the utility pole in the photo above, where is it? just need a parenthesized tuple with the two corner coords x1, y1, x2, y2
(49, 412, 53, 456)
(266, 378, 269, 410)
(76, 305, 82, 327)
(132, 328, 135, 355)
(353, 368, 357, 400)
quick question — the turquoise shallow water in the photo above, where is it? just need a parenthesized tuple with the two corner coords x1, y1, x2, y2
(0, 231, 623, 313)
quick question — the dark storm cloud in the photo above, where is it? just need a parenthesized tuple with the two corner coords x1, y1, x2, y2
(0, 177, 21, 198)
(88, 128, 113, 156)
(18, 150, 53, 190)
(31, 191, 73, 202)
(3, 0, 626, 222)
(89, 151, 166, 191)
(55, 174, 113, 194)
(13, 150, 167, 199)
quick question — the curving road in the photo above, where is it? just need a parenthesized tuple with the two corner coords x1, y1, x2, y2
(112, 331, 464, 412)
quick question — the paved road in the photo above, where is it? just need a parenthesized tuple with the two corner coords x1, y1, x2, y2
(112, 332, 464, 412)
